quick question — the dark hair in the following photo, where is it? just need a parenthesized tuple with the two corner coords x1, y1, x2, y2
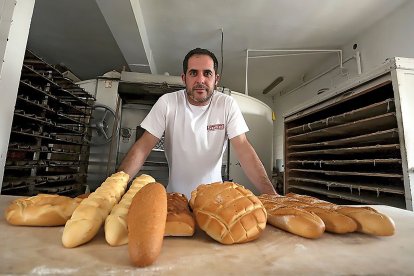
(183, 48, 219, 74)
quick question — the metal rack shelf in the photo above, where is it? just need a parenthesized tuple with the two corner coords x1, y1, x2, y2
(284, 71, 410, 209)
(2, 49, 94, 197)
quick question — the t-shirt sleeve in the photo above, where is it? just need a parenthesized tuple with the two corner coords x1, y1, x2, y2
(140, 96, 167, 139)
(226, 97, 249, 139)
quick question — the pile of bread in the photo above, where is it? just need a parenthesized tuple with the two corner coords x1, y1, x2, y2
(4, 173, 395, 267)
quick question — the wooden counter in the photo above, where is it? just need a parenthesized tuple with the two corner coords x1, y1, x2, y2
(1, 195, 414, 275)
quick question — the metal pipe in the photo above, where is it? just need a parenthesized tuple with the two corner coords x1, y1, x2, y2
(280, 54, 356, 96)
(247, 49, 342, 53)
(245, 50, 249, 95)
(249, 51, 336, 59)
(244, 48, 343, 95)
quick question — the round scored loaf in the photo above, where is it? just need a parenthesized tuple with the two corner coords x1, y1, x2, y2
(128, 182, 167, 267)
(190, 182, 267, 245)
(4, 194, 82, 226)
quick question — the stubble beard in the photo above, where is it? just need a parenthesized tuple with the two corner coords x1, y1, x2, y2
(186, 86, 214, 104)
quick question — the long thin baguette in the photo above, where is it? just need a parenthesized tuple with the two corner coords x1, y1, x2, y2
(128, 182, 167, 267)
(105, 174, 155, 246)
(62, 171, 129, 248)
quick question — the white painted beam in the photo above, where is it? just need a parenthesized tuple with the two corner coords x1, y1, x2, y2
(96, 0, 156, 74)
(0, 0, 35, 188)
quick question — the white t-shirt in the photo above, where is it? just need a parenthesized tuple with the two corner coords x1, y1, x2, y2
(140, 89, 249, 198)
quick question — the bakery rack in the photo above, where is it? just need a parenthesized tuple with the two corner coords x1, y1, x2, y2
(2, 49, 95, 196)
(284, 58, 414, 210)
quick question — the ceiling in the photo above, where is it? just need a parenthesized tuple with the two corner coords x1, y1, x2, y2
(27, 0, 408, 98)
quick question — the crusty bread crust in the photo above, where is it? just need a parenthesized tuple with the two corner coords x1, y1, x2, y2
(165, 193, 195, 236)
(105, 174, 155, 246)
(62, 171, 129, 248)
(258, 194, 325, 238)
(335, 206, 395, 236)
(128, 182, 167, 267)
(4, 194, 82, 226)
(190, 182, 267, 245)
(259, 194, 356, 235)
(285, 193, 395, 236)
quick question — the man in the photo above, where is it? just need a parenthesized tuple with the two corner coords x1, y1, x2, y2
(118, 48, 277, 198)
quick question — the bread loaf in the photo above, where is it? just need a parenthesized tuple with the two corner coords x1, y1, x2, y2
(62, 171, 129, 248)
(286, 193, 395, 236)
(259, 194, 357, 234)
(286, 193, 335, 207)
(128, 182, 167, 267)
(165, 193, 195, 236)
(335, 206, 395, 236)
(301, 206, 357, 234)
(4, 194, 82, 226)
(105, 174, 155, 246)
(258, 194, 325, 238)
(190, 182, 267, 245)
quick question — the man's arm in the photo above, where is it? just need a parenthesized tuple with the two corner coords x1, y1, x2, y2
(230, 133, 277, 195)
(117, 131, 160, 180)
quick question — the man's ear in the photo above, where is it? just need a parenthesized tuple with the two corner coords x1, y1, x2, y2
(215, 74, 220, 85)
(181, 73, 186, 84)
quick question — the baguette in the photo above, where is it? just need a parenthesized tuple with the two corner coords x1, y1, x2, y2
(335, 206, 395, 236)
(286, 193, 395, 236)
(62, 171, 129, 248)
(301, 206, 357, 234)
(4, 194, 82, 226)
(105, 174, 155, 246)
(259, 194, 357, 234)
(190, 182, 267, 245)
(165, 193, 195, 236)
(128, 182, 167, 267)
(258, 194, 325, 239)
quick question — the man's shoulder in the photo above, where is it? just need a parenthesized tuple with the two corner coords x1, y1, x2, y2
(159, 89, 185, 101)
(211, 91, 236, 106)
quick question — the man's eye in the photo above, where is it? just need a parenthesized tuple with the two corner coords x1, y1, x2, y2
(189, 71, 196, 76)
(204, 72, 212, 77)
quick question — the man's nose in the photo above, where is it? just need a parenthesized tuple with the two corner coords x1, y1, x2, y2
(195, 74, 205, 84)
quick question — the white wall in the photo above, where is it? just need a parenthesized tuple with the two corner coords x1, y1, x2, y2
(272, 0, 414, 163)
(0, 0, 15, 75)
(0, 0, 35, 188)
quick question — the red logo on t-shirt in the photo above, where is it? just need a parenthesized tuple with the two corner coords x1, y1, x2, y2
(207, 124, 225, 131)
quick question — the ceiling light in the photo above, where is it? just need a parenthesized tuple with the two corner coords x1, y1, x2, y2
(263, 76, 284, 94)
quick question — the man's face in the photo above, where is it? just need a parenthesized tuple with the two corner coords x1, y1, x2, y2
(181, 54, 219, 106)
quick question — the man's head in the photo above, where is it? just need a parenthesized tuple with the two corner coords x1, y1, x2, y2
(181, 48, 220, 106)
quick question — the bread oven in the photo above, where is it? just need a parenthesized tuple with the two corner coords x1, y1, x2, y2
(78, 72, 275, 194)
(78, 71, 184, 191)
